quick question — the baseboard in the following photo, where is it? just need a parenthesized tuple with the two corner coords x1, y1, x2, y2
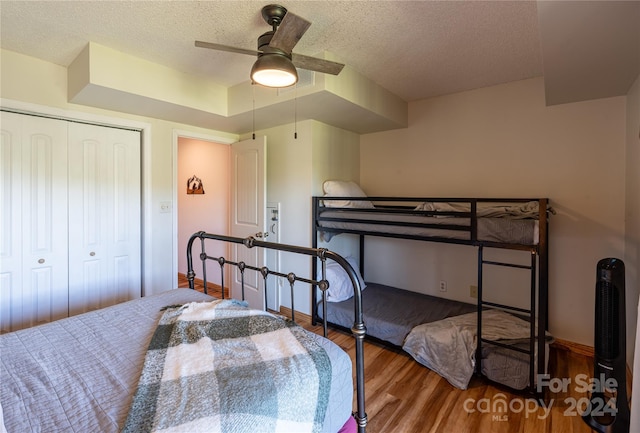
(177, 272, 225, 292)
(279, 306, 312, 324)
(551, 338, 594, 357)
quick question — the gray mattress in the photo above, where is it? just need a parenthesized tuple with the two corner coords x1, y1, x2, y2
(318, 282, 477, 347)
(0, 289, 352, 433)
(318, 210, 539, 245)
(480, 341, 549, 390)
(318, 283, 545, 390)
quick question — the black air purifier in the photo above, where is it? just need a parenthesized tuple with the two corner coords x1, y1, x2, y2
(582, 258, 629, 433)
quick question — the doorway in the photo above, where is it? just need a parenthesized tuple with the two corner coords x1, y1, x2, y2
(175, 131, 234, 293)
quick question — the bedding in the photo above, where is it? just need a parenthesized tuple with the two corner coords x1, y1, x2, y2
(0, 289, 353, 433)
(402, 309, 552, 390)
(317, 283, 477, 346)
(479, 340, 549, 390)
(319, 256, 367, 302)
(316, 283, 550, 391)
(123, 299, 331, 433)
(414, 200, 550, 219)
(322, 180, 374, 209)
(318, 209, 539, 244)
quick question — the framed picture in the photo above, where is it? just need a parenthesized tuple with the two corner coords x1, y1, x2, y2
(187, 175, 205, 194)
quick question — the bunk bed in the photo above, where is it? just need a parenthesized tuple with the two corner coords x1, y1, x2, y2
(311, 181, 551, 393)
(0, 232, 367, 433)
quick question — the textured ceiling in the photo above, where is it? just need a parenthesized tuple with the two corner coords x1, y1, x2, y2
(0, 0, 545, 102)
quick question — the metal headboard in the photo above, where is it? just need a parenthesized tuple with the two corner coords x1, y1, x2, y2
(185, 231, 368, 433)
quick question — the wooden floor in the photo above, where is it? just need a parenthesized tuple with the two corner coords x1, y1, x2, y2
(179, 275, 596, 433)
(306, 327, 596, 433)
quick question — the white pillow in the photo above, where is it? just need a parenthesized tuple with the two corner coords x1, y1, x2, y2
(322, 180, 374, 208)
(318, 256, 366, 302)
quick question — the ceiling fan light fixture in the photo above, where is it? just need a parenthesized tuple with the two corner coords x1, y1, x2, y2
(251, 53, 298, 88)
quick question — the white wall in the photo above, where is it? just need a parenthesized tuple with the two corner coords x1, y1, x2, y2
(625, 74, 640, 369)
(360, 77, 627, 348)
(0, 49, 238, 296)
(252, 120, 314, 313)
(312, 121, 363, 258)
(177, 137, 230, 285)
(246, 119, 360, 314)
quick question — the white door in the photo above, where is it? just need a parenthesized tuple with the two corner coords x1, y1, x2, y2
(0, 112, 69, 332)
(67, 123, 141, 315)
(230, 136, 266, 310)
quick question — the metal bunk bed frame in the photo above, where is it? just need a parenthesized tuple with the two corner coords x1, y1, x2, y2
(185, 231, 368, 432)
(311, 196, 550, 395)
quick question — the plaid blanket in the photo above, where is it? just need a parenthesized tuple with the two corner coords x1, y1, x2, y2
(122, 300, 331, 433)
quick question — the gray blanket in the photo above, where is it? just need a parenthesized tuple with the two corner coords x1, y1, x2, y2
(122, 299, 331, 433)
(403, 309, 553, 389)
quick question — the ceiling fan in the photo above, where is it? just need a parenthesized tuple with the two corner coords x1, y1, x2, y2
(195, 4, 345, 88)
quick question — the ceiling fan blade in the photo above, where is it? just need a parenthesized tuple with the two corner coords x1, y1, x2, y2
(292, 53, 345, 75)
(269, 12, 311, 53)
(195, 40, 260, 57)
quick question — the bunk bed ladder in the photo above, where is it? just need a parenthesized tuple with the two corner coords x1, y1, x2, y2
(476, 245, 539, 395)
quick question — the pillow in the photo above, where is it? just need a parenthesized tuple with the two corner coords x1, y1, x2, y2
(322, 180, 374, 208)
(318, 256, 366, 302)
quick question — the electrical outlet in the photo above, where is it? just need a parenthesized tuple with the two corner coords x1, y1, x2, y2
(439, 280, 447, 292)
(470, 285, 478, 298)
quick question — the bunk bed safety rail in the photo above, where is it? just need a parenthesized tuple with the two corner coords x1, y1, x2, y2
(313, 196, 550, 249)
(186, 231, 368, 433)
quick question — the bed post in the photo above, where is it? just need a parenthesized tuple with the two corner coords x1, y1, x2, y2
(325, 250, 367, 433)
(359, 234, 365, 278)
(186, 231, 206, 290)
(529, 249, 537, 395)
(476, 245, 484, 375)
(312, 197, 319, 326)
(537, 199, 549, 385)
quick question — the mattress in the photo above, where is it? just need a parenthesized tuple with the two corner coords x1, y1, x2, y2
(480, 340, 550, 390)
(317, 209, 539, 245)
(0, 289, 352, 433)
(317, 282, 477, 346)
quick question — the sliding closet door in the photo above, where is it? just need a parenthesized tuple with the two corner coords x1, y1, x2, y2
(67, 123, 141, 315)
(0, 112, 69, 332)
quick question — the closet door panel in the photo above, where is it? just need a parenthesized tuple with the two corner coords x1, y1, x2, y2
(68, 135, 106, 314)
(68, 123, 141, 315)
(23, 117, 69, 328)
(0, 113, 22, 332)
(0, 112, 68, 331)
(111, 140, 140, 305)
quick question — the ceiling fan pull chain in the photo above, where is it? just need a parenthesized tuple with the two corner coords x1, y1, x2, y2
(294, 83, 298, 139)
(252, 84, 256, 140)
